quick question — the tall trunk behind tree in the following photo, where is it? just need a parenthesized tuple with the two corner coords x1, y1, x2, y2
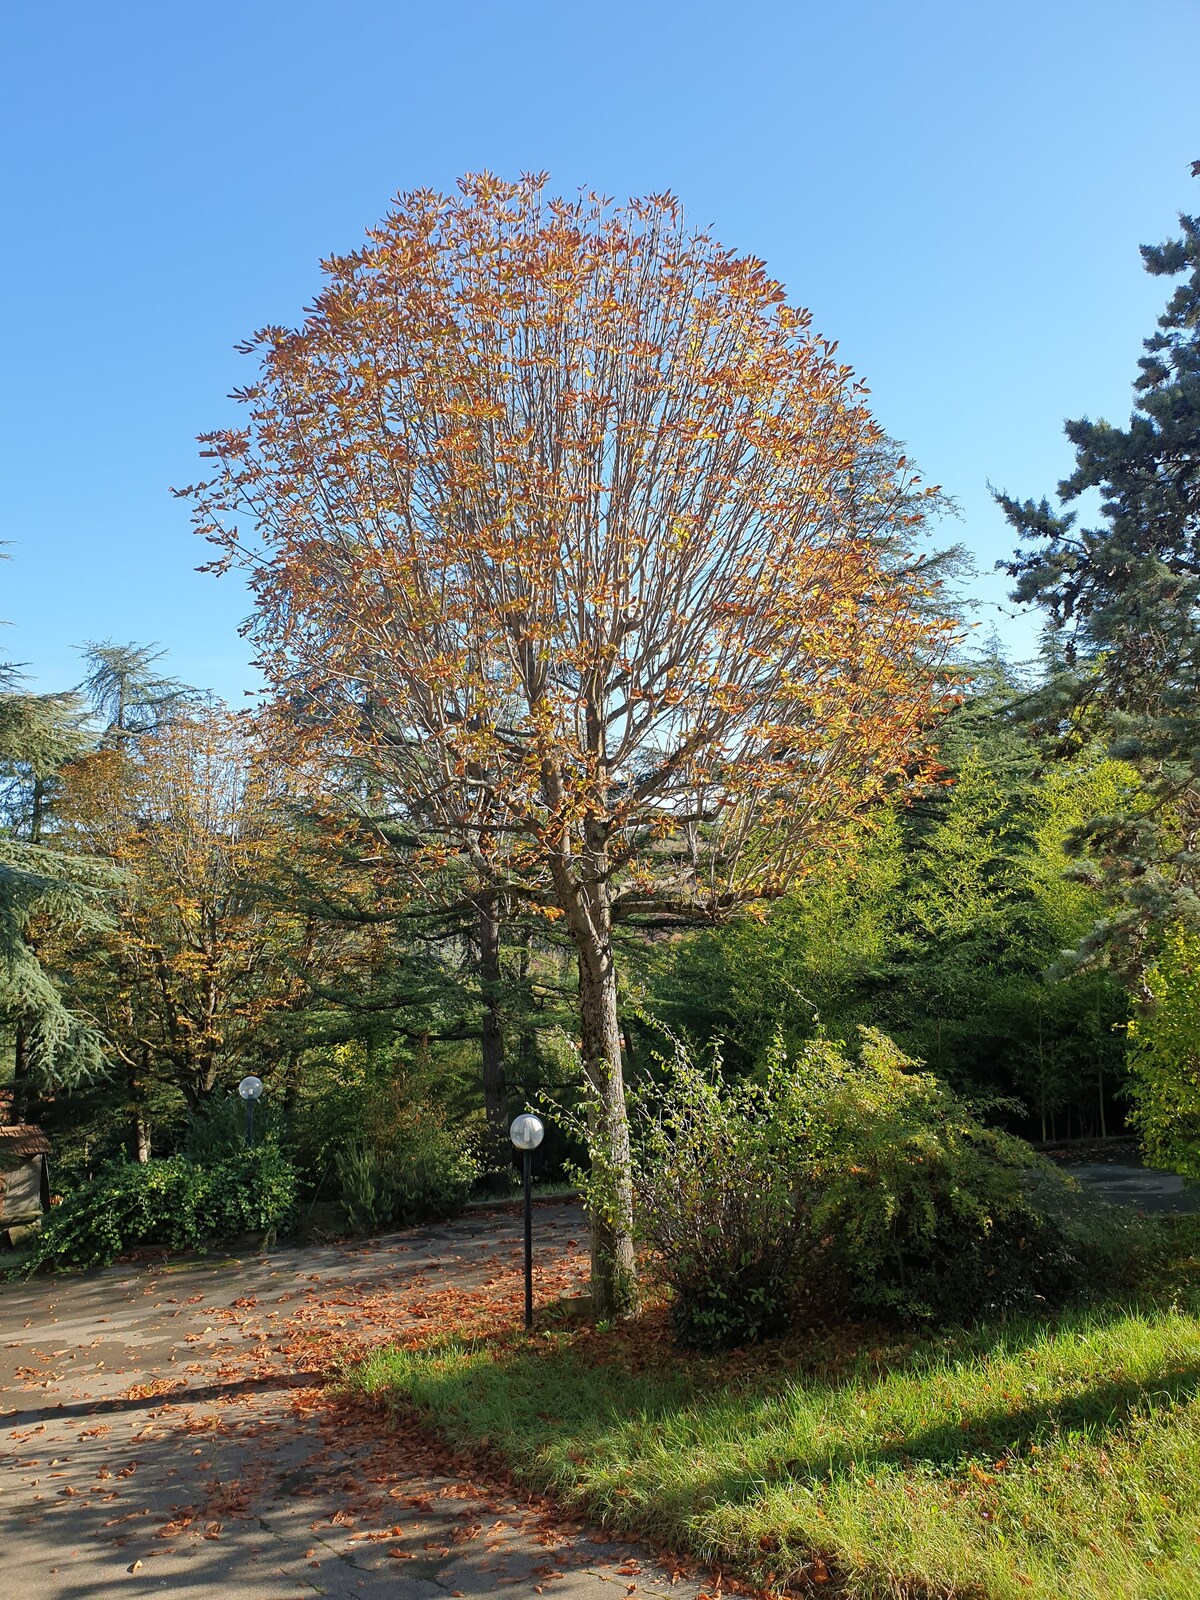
(515, 926, 537, 1092)
(477, 893, 508, 1169)
(568, 867, 637, 1319)
(12, 1019, 31, 1124)
(282, 1050, 303, 1116)
(128, 1047, 151, 1163)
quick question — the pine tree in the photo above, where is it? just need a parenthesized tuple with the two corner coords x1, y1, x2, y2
(0, 676, 112, 1118)
(998, 163, 1200, 961)
(78, 641, 194, 740)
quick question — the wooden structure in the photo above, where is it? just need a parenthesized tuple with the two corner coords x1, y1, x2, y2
(0, 1125, 51, 1239)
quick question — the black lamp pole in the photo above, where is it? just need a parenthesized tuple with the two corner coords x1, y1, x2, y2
(509, 1114, 545, 1332)
(523, 1148, 534, 1330)
(238, 1076, 263, 1150)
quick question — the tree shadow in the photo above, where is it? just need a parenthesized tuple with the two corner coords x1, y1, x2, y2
(2, 1369, 316, 1430)
(361, 1294, 1200, 1513)
(705, 1362, 1200, 1495)
(4, 1367, 678, 1600)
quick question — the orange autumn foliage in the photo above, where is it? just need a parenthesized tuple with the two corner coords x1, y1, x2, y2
(59, 706, 344, 1107)
(188, 175, 953, 913)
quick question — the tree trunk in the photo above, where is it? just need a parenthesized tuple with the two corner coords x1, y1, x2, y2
(129, 1047, 150, 1163)
(477, 894, 509, 1170)
(30, 777, 46, 845)
(130, 1108, 151, 1163)
(515, 926, 536, 1090)
(572, 890, 638, 1319)
(12, 1019, 31, 1124)
(282, 1050, 303, 1116)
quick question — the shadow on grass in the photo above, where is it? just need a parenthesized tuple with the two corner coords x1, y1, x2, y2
(356, 1295, 1200, 1508)
(699, 1362, 1200, 1495)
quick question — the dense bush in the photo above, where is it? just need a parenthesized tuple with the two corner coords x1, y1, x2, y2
(628, 1038, 835, 1349)
(631, 1028, 1113, 1348)
(181, 1093, 271, 1162)
(801, 1031, 1102, 1322)
(12, 1143, 297, 1273)
(293, 1042, 477, 1231)
(288, 1043, 480, 1228)
(1127, 924, 1200, 1178)
(336, 1117, 475, 1231)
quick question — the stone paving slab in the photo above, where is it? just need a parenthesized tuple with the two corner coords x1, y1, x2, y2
(0, 1208, 709, 1599)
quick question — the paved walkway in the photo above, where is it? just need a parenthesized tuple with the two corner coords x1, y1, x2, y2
(0, 1206, 707, 1599)
(1064, 1162, 1200, 1215)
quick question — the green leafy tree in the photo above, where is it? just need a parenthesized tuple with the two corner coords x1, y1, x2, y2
(1126, 923, 1200, 1174)
(1, 641, 196, 1153)
(643, 678, 1132, 1138)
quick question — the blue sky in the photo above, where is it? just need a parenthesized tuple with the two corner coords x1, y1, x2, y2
(2, 0, 1198, 700)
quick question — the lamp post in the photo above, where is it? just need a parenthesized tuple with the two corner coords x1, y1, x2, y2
(509, 1113, 545, 1330)
(238, 1075, 264, 1146)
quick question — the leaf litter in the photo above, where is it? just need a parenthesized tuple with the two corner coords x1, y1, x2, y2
(2, 1208, 744, 1595)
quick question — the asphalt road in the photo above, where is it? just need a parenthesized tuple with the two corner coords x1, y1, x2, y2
(0, 1206, 705, 1599)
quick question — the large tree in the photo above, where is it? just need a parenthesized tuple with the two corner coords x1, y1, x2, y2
(186, 175, 955, 1312)
(1000, 165, 1200, 962)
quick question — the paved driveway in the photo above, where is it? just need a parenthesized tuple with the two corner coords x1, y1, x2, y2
(0, 1205, 705, 1599)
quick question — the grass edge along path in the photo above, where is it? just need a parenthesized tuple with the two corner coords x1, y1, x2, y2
(351, 1299, 1200, 1600)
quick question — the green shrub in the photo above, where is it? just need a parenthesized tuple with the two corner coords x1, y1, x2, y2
(12, 1143, 297, 1274)
(181, 1094, 265, 1162)
(631, 1028, 1114, 1346)
(336, 1142, 390, 1232)
(1127, 923, 1200, 1176)
(337, 1115, 476, 1232)
(628, 1037, 835, 1350)
(315, 1043, 483, 1228)
(197, 1144, 299, 1238)
(290, 1042, 476, 1233)
(802, 1030, 1098, 1322)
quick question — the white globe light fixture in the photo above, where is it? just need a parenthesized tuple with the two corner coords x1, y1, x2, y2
(509, 1113, 545, 1153)
(510, 1113, 546, 1327)
(238, 1075, 264, 1145)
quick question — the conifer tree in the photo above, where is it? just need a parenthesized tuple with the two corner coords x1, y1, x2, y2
(999, 164, 1200, 960)
(78, 641, 194, 741)
(0, 674, 112, 1118)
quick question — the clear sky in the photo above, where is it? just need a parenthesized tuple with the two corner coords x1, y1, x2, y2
(2, 0, 1198, 700)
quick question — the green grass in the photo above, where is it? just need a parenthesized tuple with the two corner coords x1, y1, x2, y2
(354, 1290, 1200, 1599)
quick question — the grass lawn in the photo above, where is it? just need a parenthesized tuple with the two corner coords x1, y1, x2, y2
(353, 1264, 1200, 1599)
